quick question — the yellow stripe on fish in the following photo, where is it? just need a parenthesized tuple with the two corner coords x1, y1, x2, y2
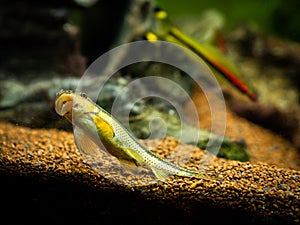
(55, 90, 211, 181)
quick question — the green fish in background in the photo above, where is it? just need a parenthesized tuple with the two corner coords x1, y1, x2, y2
(145, 7, 257, 101)
(55, 90, 210, 181)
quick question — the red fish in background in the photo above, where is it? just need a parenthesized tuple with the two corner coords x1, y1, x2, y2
(146, 7, 257, 101)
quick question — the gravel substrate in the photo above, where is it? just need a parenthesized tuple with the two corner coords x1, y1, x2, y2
(0, 121, 299, 224)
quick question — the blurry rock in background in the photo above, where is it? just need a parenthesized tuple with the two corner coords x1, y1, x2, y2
(0, 0, 130, 76)
(224, 25, 300, 149)
(0, 1, 84, 76)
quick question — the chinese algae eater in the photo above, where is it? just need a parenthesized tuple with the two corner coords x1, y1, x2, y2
(55, 90, 210, 181)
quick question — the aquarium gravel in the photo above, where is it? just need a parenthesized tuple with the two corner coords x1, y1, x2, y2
(0, 122, 299, 223)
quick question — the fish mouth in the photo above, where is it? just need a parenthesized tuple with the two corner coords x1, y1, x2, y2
(58, 101, 73, 116)
(55, 91, 76, 117)
(55, 98, 74, 116)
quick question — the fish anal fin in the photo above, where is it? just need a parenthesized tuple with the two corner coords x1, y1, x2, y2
(151, 167, 172, 181)
(74, 126, 99, 156)
(119, 159, 141, 175)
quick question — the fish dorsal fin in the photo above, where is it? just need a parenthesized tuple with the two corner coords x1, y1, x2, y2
(151, 167, 172, 181)
(92, 112, 115, 139)
(74, 126, 99, 156)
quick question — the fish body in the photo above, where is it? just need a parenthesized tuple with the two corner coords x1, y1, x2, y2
(146, 7, 257, 101)
(55, 90, 209, 181)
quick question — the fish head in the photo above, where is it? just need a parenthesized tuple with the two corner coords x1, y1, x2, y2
(55, 90, 75, 122)
(55, 90, 99, 123)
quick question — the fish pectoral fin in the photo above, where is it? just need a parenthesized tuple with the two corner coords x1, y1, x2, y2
(151, 167, 172, 181)
(122, 148, 144, 166)
(74, 126, 99, 156)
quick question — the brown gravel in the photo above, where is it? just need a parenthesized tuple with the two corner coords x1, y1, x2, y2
(0, 121, 299, 224)
(186, 86, 300, 170)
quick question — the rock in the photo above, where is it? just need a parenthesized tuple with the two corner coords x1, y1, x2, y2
(0, 80, 27, 108)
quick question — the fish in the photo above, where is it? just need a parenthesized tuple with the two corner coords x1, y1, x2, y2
(146, 7, 257, 101)
(55, 90, 210, 181)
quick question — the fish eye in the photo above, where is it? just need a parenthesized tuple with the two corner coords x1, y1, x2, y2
(62, 100, 67, 105)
